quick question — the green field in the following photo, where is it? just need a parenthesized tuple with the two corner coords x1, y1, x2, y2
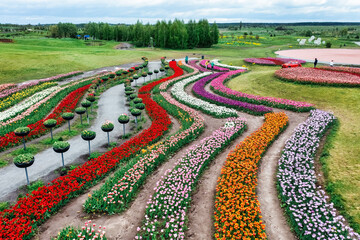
(1, 32, 360, 229)
(0, 38, 186, 84)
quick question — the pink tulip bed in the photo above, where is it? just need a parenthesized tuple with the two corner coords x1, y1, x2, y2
(210, 70, 314, 112)
(188, 59, 210, 72)
(84, 91, 206, 214)
(275, 67, 360, 87)
(244, 57, 306, 66)
(199, 59, 229, 71)
(0, 83, 16, 93)
(137, 117, 247, 239)
(319, 66, 360, 75)
(0, 71, 83, 100)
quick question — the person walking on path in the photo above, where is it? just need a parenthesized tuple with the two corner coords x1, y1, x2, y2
(205, 60, 209, 69)
(330, 60, 334, 67)
(185, 56, 188, 64)
(211, 61, 215, 71)
(314, 58, 318, 68)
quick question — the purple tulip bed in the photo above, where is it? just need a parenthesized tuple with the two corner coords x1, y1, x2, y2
(277, 109, 360, 240)
(210, 70, 314, 112)
(192, 71, 273, 116)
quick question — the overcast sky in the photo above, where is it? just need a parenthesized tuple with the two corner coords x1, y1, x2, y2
(1, 0, 360, 24)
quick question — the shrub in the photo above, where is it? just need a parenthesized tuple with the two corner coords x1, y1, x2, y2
(13, 153, 34, 164)
(53, 141, 70, 153)
(14, 127, 30, 136)
(118, 114, 130, 124)
(81, 130, 96, 140)
(43, 119, 57, 128)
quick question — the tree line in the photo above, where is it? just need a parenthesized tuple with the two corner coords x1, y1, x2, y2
(49, 19, 219, 49)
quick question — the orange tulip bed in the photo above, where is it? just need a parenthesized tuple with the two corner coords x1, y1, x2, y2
(214, 112, 289, 240)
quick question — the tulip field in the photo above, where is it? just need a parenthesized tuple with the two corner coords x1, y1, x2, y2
(0, 51, 360, 240)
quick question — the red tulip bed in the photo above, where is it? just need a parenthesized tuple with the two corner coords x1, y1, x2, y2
(275, 67, 360, 87)
(244, 57, 306, 65)
(0, 83, 91, 151)
(0, 79, 88, 132)
(83, 91, 205, 214)
(0, 62, 183, 239)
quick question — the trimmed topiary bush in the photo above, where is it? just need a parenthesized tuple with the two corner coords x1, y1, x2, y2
(14, 127, 30, 150)
(53, 141, 70, 167)
(43, 119, 57, 140)
(14, 153, 35, 185)
(61, 112, 74, 132)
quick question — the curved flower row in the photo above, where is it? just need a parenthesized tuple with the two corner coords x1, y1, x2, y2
(244, 57, 306, 65)
(0, 82, 58, 112)
(171, 72, 238, 118)
(159, 64, 199, 91)
(0, 84, 91, 151)
(137, 117, 247, 240)
(0, 62, 182, 239)
(0, 83, 16, 93)
(0, 71, 82, 100)
(192, 71, 272, 115)
(199, 59, 229, 71)
(84, 91, 205, 214)
(319, 66, 360, 75)
(138, 60, 183, 94)
(0, 86, 61, 122)
(188, 59, 210, 72)
(0, 75, 100, 133)
(212, 59, 248, 70)
(214, 112, 288, 240)
(275, 67, 360, 86)
(277, 109, 360, 239)
(210, 70, 314, 112)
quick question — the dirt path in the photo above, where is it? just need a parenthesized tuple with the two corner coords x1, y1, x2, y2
(34, 62, 303, 240)
(186, 62, 302, 240)
(257, 110, 308, 240)
(186, 112, 263, 239)
(35, 102, 231, 240)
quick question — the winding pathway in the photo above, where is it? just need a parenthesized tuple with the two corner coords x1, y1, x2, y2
(0, 61, 163, 202)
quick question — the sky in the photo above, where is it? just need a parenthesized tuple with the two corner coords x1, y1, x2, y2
(0, 0, 360, 24)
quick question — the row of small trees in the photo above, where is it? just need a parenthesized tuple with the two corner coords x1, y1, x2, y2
(13, 67, 150, 185)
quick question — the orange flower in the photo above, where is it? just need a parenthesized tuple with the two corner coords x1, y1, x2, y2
(214, 112, 288, 239)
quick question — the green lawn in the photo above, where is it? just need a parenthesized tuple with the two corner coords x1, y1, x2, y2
(226, 63, 360, 228)
(0, 38, 187, 84)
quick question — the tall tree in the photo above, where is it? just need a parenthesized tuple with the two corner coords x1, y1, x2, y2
(210, 22, 219, 44)
(198, 19, 212, 48)
(187, 20, 199, 49)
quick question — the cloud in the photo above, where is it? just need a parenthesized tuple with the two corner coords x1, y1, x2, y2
(0, 0, 359, 24)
